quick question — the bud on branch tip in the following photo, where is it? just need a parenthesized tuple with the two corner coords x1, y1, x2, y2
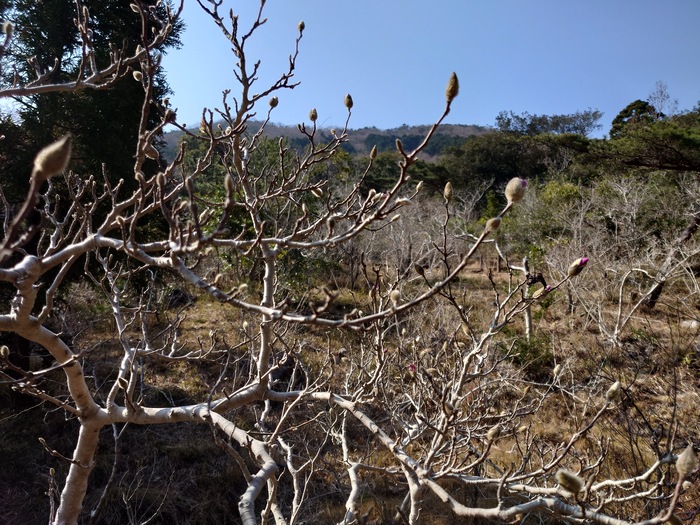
(567, 257, 589, 278)
(505, 177, 527, 204)
(556, 469, 584, 494)
(676, 445, 698, 479)
(33, 134, 73, 181)
(446, 72, 459, 103)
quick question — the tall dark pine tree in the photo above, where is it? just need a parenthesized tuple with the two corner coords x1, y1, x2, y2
(0, 0, 183, 201)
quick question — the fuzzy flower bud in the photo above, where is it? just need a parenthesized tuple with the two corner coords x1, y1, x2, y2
(33, 134, 72, 181)
(505, 177, 527, 204)
(676, 445, 698, 479)
(606, 381, 621, 401)
(487, 425, 501, 442)
(389, 289, 401, 307)
(443, 181, 453, 203)
(370, 145, 378, 160)
(344, 93, 353, 109)
(485, 217, 500, 233)
(269, 96, 279, 108)
(556, 469, 584, 494)
(298, 20, 305, 32)
(445, 72, 459, 103)
(531, 285, 551, 299)
(309, 108, 318, 122)
(132, 70, 143, 81)
(567, 257, 589, 277)
(0, 345, 9, 359)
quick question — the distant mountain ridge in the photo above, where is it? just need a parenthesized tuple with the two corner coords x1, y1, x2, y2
(161, 121, 490, 162)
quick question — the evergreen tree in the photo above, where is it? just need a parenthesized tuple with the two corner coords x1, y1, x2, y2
(0, 0, 183, 202)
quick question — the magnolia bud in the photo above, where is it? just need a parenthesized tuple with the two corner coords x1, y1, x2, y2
(117, 376, 129, 390)
(487, 425, 501, 442)
(33, 134, 72, 180)
(556, 469, 584, 494)
(567, 257, 589, 277)
(553, 364, 561, 377)
(676, 445, 698, 479)
(132, 70, 143, 82)
(344, 93, 353, 109)
(485, 217, 500, 233)
(505, 177, 527, 204)
(370, 145, 378, 160)
(445, 72, 459, 103)
(531, 285, 551, 299)
(0, 345, 9, 358)
(389, 289, 401, 306)
(130, 4, 139, 13)
(309, 108, 317, 122)
(606, 381, 621, 401)
(443, 181, 453, 203)
(298, 20, 305, 32)
(415, 180, 423, 193)
(269, 96, 279, 108)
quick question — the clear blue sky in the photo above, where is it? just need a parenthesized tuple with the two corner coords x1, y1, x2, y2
(164, 1, 700, 138)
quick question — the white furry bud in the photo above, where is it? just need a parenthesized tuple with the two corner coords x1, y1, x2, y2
(33, 134, 72, 180)
(676, 445, 698, 479)
(606, 381, 621, 401)
(556, 469, 584, 494)
(505, 177, 527, 204)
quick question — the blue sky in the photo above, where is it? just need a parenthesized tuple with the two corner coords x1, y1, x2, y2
(164, 1, 700, 138)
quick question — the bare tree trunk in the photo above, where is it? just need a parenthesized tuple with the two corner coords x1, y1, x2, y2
(53, 421, 103, 525)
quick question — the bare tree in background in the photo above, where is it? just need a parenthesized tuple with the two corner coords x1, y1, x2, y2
(1, 2, 698, 525)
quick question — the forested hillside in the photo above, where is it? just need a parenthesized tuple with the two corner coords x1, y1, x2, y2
(161, 121, 490, 162)
(1, 2, 699, 525)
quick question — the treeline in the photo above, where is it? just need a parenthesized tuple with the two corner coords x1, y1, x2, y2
(178, 101, 699, 212)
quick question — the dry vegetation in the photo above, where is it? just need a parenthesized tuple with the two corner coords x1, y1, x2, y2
(1, 1, 699, 525)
